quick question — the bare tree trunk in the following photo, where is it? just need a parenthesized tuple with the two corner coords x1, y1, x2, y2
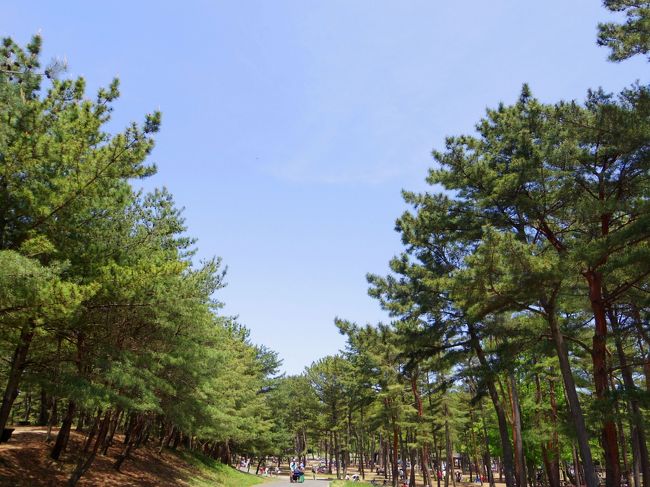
(38, 388, 48, 426)
(612, 309, 650, 487)
(508, 372, 526, 487)
(392, 425, 400, 487)
(101, 408, 122, 455)
(585, 270, 621, 487)
(45, 398, 57, 443)
(114, 415, 145, 471)
(67, 410, 111, 487)
(335, 431, 341, 480)
(445, 410, 456, 487)
(158, 423, 175, 455)
(481, 402, 496, 487)
(0, 320, 36, 433)
(545, 303, 599, 487)
(469, 324, 515, 487)
(51, 400, 76, 460)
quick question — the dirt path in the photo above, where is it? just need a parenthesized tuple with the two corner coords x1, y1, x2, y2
(268, 480, 326, 487)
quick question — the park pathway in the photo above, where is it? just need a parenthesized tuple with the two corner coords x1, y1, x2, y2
(268, 479, 329, 486)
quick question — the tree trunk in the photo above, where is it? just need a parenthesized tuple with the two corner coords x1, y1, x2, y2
(434, 433, 442, 487)
(114, 415, 145, 471)
(357, 422, 366, 480)
(545, 304, 599, 487)
(67, 410, 111, 487)
(102, 408, 122, 455)
(412, 372, 432, 487)
(409, 436, 417, 487)
(546, 379, 561, 487)
(393, 424, 400, 487)
(508, 372, 526, 487)
(481, 403, 496, 487)
(445, 411, 456, 487)
(38, 388, 48, 426)
(51, 400, 76, 460)
(469, 324, 515, 487)
(611, 309, 650, 487)
(335, 431, 341, 480)
(45, 398, 58, 443)
(584, 270, 621, 487)
(159, 423, 175, 455)
(0, 320, 36, 433)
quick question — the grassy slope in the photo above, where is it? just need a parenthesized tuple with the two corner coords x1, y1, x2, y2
(178, 451, 267, 487)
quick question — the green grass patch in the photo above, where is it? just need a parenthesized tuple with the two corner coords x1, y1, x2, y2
(178, 451, 266, 487)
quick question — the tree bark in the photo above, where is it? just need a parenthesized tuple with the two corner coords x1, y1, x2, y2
(469, 324, 515, 487)
(0, 320, 36, 433)
(38, 388, 48, 426)
(51, 400, 76, 460)
(584, 270, 621, 487)
(508, 372, 526, 487)
(335, 431, 341, 480)
(102, 408, 122, 455)
(611, 309, 650, 487)
(67, 410, 111, 487)
(45, 398, 57, 443)
(393, 423, 400, 487)
(114, 415, 145, 471)
(545, 303, 599, 487)
(481, 402, 496, 487)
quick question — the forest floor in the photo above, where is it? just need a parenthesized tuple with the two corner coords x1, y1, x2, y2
(0, 426, 266, 486)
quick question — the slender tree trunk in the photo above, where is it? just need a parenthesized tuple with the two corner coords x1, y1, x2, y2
(572, 445, 583, 487)
(38, 388, 48, 426)
(445, 410, 456, 487)
(383, 435, 389, 480)
(584, 270, 621, 487)
(613, 395, 632, 487)
(102, 408, 122, 455)
(434, 432, 442, 487)
(545, 303, 599, 487)
(114, 415, 145, 471)
(325, 436, 330, 474)
(481, 402, 496, 487)
(335, 431, 341, 480)
(412, 372, 432, 487)
(358, 423, 366, 480)
(67, 410, 111, 487)
(51, 400, 76, 460)
(393, 423, 400, 487)
(546, 380, 561, 487)
(159, 423, 175, 455)
(410, 440, 417, 487)
(611, 310, 650, 487)
(0, 320, 36, 433)
(508, 372, 526, 487)
(469, 324, 515, 487)
(45, 398, 58, 443)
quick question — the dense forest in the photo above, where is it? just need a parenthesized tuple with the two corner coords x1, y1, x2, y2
(0, 1, 649, 487)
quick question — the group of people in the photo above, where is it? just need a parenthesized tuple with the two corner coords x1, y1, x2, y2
(289, 459, 308, 483)
(259, 465, 281, 477)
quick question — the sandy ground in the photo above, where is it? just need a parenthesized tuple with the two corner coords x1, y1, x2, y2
(0, 426, 198, 486)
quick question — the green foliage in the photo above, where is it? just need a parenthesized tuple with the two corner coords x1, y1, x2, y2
(0, 36, 288, 485)
(598, 0, 650, 61)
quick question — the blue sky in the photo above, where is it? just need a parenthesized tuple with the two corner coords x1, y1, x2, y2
(4, 1, 645, 374)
